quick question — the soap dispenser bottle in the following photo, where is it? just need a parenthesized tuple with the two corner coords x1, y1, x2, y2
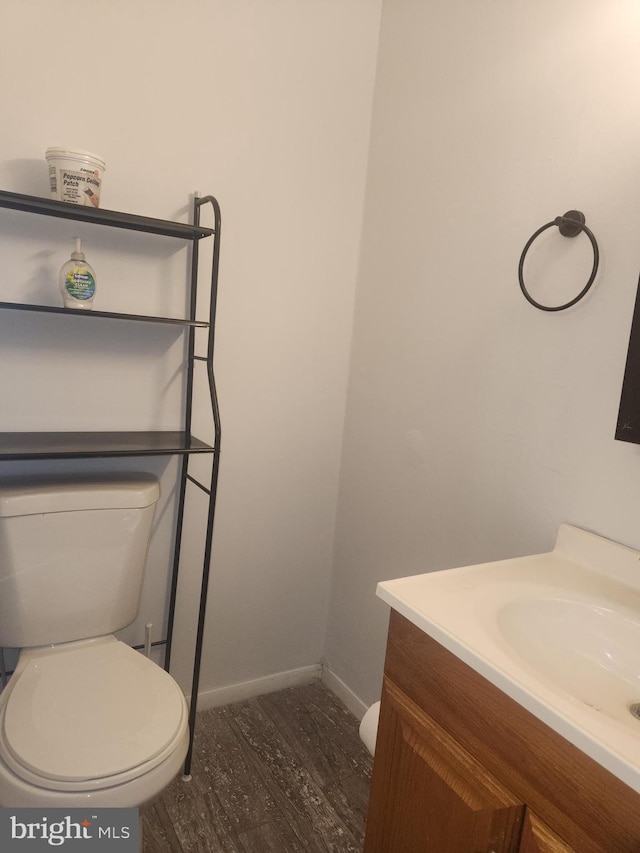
(59, 237, 96, 309)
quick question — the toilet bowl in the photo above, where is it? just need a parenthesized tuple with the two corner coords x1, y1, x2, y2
(359, 701, 380, 756)
(0, 474, 189, 807)
(0, 636, 189, 807)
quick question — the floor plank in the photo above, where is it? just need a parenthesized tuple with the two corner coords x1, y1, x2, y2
(141, 681, 373, 853)
(258, 683, 372, 788)
(225, 699, 360, 851)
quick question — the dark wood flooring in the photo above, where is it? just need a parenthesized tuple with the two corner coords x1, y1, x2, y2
(141, 681, 373, 852)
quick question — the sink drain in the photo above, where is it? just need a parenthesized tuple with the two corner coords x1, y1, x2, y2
(629, 703, 640, 720)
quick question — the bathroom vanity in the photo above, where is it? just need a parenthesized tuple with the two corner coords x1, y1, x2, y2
(364, 526, 640, 852)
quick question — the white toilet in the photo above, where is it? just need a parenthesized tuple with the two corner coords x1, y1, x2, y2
(0, 474, 189, 807)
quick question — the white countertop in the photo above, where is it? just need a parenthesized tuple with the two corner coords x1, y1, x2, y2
(377, 524, 640, 793)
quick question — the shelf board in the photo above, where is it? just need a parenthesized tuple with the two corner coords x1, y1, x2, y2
(0, 189, 214, 240)
(0, 431, 215, 460)
(0, 301, 209, 327)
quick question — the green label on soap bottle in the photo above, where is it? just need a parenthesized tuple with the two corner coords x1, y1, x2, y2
(65, 268, 96, 301)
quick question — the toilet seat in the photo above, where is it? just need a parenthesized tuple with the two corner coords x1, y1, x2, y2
(0, 636, 188, 792)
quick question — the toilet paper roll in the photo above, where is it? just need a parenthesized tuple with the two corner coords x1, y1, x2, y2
(359, 701, 381, 756)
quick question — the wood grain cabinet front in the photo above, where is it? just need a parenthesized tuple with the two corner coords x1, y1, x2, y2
(364, 610, 640, 853)
(519, 812, 577, 853)
(365, 677, 523, 852)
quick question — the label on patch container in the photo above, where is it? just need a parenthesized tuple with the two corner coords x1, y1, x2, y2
(65, 268, 96, 301)
(59, 168, 101, 206)
(48, 164, 57, 194)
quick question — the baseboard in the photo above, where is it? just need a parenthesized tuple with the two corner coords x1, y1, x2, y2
(195, 663, 322, 711)
(193, 661, 371, 723)
(321, 665, 369, 721)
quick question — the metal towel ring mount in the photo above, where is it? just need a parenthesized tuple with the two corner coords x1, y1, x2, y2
(518, 210, 600, 312)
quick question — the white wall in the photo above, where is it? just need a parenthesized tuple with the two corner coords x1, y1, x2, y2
(8, 0, 639, 720)
(0, 1, 382, 695)
(325, 0, 640, 706)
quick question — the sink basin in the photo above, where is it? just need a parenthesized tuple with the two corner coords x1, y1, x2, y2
(376, 524, 640, 793)
(497, 597, 640, 726)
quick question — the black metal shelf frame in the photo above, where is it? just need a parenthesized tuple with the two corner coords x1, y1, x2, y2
(0, 190, 222, 779)
(166, 193, 222, 776)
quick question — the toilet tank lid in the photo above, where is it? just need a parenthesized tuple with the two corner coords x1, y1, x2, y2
(0, 474, 160, 517)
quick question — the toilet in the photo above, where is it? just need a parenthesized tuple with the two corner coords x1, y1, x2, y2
(0, 474, 189, 807)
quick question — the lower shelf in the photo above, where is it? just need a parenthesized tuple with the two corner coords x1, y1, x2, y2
(0, 431, 214, 459)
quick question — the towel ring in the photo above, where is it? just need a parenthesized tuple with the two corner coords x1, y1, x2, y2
(518, 210, 599, 312)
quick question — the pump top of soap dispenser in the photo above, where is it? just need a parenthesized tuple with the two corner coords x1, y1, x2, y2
(71, 237, 85, 261)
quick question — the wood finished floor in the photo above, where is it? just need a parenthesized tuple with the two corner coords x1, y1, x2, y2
(141, 681, 373, 852)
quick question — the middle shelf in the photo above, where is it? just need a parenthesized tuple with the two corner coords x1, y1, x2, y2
(0, 301, 209, 328)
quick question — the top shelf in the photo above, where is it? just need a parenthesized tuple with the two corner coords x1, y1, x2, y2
(0, 190, 215, 240)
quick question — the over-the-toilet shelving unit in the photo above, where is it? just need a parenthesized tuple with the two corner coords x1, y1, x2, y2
(0, 188, 222, 776)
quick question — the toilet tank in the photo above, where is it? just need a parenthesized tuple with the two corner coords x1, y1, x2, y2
(0, 474, 160, 648)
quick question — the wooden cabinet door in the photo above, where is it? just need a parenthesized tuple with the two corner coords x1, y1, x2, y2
(364, 677, 524, 852)
(519, 812, 577, 853)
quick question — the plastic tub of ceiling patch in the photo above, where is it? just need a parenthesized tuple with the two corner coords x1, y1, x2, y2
(45, 147, 106, 207)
